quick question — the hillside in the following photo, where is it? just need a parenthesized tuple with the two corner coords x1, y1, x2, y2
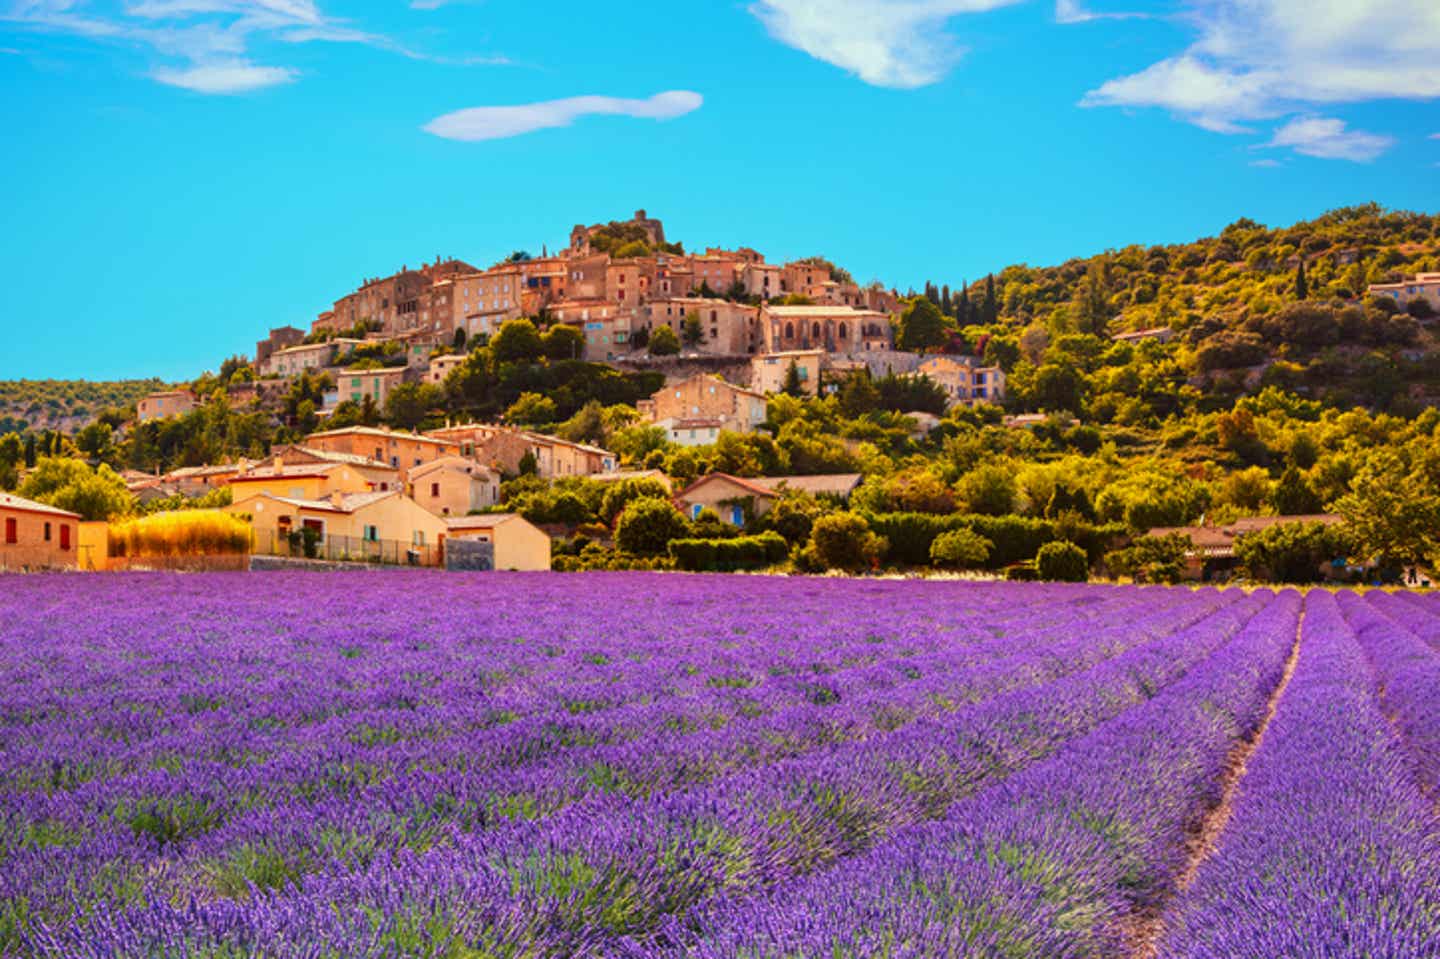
(918, 204, 1440, 415)
(0, 379, 169, 434)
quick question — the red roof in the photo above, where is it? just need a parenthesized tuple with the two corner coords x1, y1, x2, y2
(0, 492, 81, 519)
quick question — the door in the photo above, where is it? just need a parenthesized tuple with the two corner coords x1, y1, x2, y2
(59, 524, 71, 551)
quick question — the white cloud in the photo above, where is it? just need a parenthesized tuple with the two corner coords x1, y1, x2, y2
(3, 0, 494, 91)
(1248, 158, 1281, 167)
(1265, 115, 1394, 162)
(748, 0, 1023, 88)
(1081, 0, 1440, 141)
(151, 57, 295, 92)
(423, 91, 703, 142)
(1054, 0, 1146, 25)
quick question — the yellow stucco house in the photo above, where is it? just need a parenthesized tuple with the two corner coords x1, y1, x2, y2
(225, 458, 374, 503)
(225, 489, 449, 564)
(408, 456, 500, 517)
(444, 513, 551, 571)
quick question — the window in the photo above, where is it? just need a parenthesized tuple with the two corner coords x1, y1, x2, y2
(691, 504, 703, 519)
(431, 482, 440, 498)
(364, 525, 378, 542)
(730, 505, 744, 526)
(413, 530, 426, 546)
(4, 517, 16, 544)
(43, 522, 51, 542)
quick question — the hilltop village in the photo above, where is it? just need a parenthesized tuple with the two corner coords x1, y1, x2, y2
(3, 206, 1440, 583)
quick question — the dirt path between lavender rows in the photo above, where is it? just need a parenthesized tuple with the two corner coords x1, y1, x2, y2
(1121, 614, 1305, 959)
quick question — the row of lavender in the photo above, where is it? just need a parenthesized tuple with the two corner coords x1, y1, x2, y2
(2, 574, 1438, 956)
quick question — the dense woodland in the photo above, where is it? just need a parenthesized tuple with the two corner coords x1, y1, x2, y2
(5, 205, 1440, 581)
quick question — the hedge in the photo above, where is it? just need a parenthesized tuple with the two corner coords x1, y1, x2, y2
(669, 531, 790, 572)
(863, 512, 1123, 569)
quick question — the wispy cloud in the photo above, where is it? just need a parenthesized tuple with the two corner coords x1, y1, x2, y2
(2, 0, 501, 91)
(1264, 116, 1394, 162)
(1054, 0, 1147, 25)
(152, 57, 295, 92)
(1080, 0, 1439, 157)
(748, 0, 1023, 89)
(1249, 158, 1281, 168)
(1430, 132, 1440, 140)
(424, 91, 703, 142)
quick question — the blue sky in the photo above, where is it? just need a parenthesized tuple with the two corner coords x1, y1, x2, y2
(3, 0, 1437, 380)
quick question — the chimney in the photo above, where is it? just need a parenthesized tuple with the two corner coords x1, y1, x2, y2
(330, 490, 345, 509)
(272, 453, 283, 472)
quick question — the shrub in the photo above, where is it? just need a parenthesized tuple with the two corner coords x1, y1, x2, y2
(865, 512, 1121, 569)
(649, 325, 680, 356)
(669, 531, 789, 571)
(1036, 541, 1089, 582)
(109, 510, 252, 558)
(929, 528, 993, 569)
(614, 497, 689, 556)
(599, 476, 672, 525)
(804, 513, 886, 573)
(1103, 532, 1189, 584)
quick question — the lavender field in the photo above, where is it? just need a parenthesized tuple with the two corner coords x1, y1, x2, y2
(1, 573, 1438, 958)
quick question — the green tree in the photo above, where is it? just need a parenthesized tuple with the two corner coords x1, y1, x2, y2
(837, 370, 880, 417)
(983, 273, 998, 324)
(1235, 521, 1344, 583)
(491, 318, 545, 364)
(506, 392, 558, 426)
(897, 297, 948, 352)
(1036, 540, 1089, 581)
(295, 399, 318, 435)
(1332, 454, 1440, 568)
(0, 433, 26, 471)
(929, 528, 993, 568)
(681, 311, 704, 347)
(957, 463, 1017, 515)
(1031, 362, 1084, 414)
(74, 422, 117, 464)
(542, 324, 585, 360)
(649, 325, 681, 356)
(615, 497, 689, 556)
(19, 457, 135, 520)
(1294, 259, 1308, 300)
(782, 360, 806, 397)
(599, 477, 673, 525)
(1273, 465, 1322, 515)
(452, 327, 468, 350)
(384, 382, 445, 431)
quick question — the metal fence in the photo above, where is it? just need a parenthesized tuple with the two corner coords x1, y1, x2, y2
(251, 529, 442, 568)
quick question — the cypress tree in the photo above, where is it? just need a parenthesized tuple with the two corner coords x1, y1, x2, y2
(941, 284, 952, 315)
(983, 274, 998, 325)
(958, 281, 971, 326)
(1294, 260, 1308, 300)
(23, 433, 36, 468)
(782, 360, 805, 397)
